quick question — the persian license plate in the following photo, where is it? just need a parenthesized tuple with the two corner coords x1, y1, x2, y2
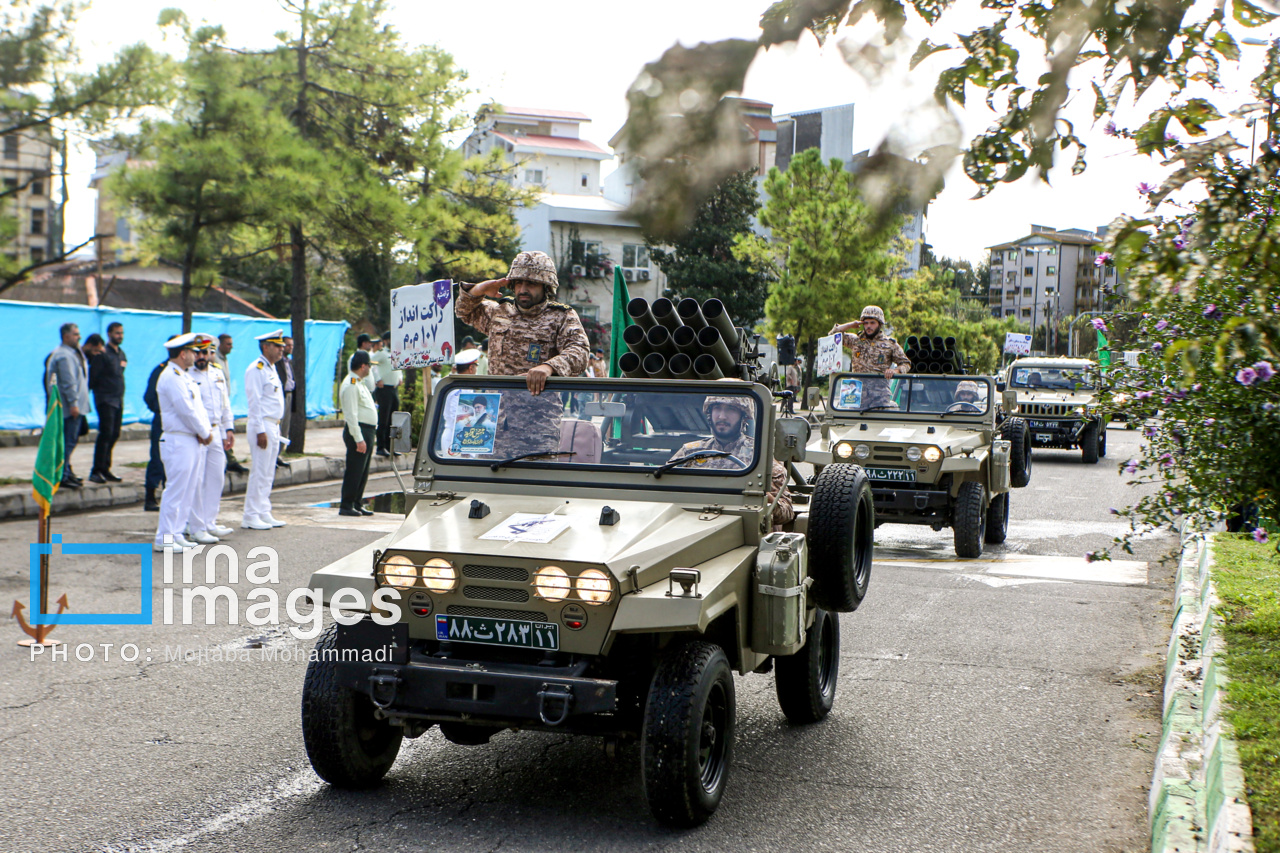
(1025, 419, 1055, 429)
(865, 467, 916, 483)
(1034, 433, 1053, 443)
(435, 614, 559, 650)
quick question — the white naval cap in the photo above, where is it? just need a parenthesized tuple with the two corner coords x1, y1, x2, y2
(255, 328, 286, 345)
(164, 332, 202, 350)
(454, 348, 481, 366)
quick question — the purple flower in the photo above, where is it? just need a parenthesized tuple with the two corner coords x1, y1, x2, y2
(1095, 252, 1113, 267)
(1160, 453, 1174, 467)
(1085, 551, 1098, 563)
(1204, 418, 1215, 426)
(1152, 342, 1163, 352)
(1266, 402, 1277, 412)
(1138, 182, 1157, 194)
(1104, 121, 1119, 137)
(1144, 426, 1157, 437)
(1124, 458, 1139, 474)
(1165, 132, 1179, 143)
(1203, 304, 1218, 317)
(1253, 361, 1275, 381)
(1253, 528, 1269, 545)
(1135, 390, 1153, 399)
(1173, 236, 1186, 249)
(1192, 383, 1202, 392)
(1236, 367, 1259, 386)
(1092, 318, 1108, 331)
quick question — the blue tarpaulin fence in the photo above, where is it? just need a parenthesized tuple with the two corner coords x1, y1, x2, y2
(5, 300, 349, 431)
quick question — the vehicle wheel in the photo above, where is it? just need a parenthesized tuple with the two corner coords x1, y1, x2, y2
(642, 641, 735, 827)
(1098, 425, 1108, 458)
(1000, 416, 1032, 488)
(984, 491, 1009, 544)
(953, 480, 988, 558)
(774, 609, 840, 724)
(807, 464, 874, 612)
(1081, 422, 1100, 464)
(302, 625, 403, 788)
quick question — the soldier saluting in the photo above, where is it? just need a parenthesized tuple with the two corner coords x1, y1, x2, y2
(829, 305, 912, 379)
(455, 251, 589, 457)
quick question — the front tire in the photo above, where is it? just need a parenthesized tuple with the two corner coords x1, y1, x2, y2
(775, 609, 840, 724)
(808, 464, 874, 612)
(302, 625, 403, 788)
(1081, 422, 1100, 464)
(984, 491, 1010, 544)
(953, 481, 988, 558)
(642, 641, 735, 827)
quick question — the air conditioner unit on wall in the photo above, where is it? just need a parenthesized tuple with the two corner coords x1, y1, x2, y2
(571, 264, 585, 277)
(623, 269, 636, 282)
(638, 269, 650, 280)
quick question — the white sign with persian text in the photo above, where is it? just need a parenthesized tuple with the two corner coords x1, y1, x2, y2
(815, 334, 848, 376)
(390, 280, 455, 369)
(1003, 332, 1033, 355)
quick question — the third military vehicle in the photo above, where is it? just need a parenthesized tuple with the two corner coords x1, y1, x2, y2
(1001, 356, 1109, 463)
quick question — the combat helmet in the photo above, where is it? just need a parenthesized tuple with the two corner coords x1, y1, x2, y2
(702, 377, 754, 423)
(507, 251, 559, 295)
(860, 305, 885, 323)
(955, 380, 980, 401)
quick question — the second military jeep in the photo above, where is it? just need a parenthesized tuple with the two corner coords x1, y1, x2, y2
(301, 375, 874, 827)
(806, 372, 1032, 558)
(1001, 357, 1109, 462)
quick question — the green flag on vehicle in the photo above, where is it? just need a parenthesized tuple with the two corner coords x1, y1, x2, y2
(32, 378, 65, 517)
(1097, 330, 1111, 372)
(609, 265, 634, 378)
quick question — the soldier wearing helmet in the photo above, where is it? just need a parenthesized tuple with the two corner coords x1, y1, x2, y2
(457, 251, 590, 458)
(829, 305, 912, 380)
(667, 391, 794, 527)
(949, 379, 984, 412)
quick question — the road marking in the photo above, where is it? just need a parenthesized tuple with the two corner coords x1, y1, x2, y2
(877, 552, 1147, 585)
(961, 574, 1069, 588)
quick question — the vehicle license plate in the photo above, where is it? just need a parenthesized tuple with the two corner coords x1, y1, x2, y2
(1025, 419, 1056, 429)
(1034, 433, 1053, 443)
(865, 467, 916, 483)
(435, 615, 559, 650)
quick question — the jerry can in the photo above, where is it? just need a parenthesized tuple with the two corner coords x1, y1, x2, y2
(751, 532, 809, 656)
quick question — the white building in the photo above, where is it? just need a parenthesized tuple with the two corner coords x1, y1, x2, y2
(1, 125, 60, 266)
(461, 106, 663, 323)
(986, 225, 1124, 328)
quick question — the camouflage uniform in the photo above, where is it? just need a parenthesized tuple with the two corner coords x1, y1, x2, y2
(668, 435, 795, 527)
(456, 284, 589, 458)
(843, 333, 911, 408)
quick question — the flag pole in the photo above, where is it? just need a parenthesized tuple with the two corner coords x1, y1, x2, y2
(16, 378, 66, 647)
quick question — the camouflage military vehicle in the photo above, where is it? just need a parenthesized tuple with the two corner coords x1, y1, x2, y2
(1000, 356, 1108, 463)
(806, 372, 1031, 558)
(301, 375, 874, 827)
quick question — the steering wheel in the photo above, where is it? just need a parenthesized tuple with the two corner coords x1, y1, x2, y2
(946, 401, 982, 413)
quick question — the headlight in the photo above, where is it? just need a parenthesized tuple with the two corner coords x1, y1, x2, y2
(906, 446, 922, 462)
(533, 566, 570, 601)
(923, 446, 943, 463)
(834, 442, 854, 459)
(575, 568, 613, 605)
(854, 443, 871, 459)
(1074, 406, 1086, 415)
(381, 555, 418, 588)
(421, 558, 457, 593)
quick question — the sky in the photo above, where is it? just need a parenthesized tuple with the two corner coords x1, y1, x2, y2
(62, 0, 1280, 264)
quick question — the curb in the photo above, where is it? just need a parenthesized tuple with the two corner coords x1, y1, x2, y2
(1150, 533, 1255, 853)
(0, 452, 407, 520)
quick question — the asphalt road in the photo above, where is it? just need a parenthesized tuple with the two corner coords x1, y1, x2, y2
(0, 425, 1176, 853)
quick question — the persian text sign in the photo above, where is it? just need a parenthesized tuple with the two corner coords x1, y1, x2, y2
(1003, 332, 1033, 355)
(390, 280, 455, 369)
(815, 334, 847, 376)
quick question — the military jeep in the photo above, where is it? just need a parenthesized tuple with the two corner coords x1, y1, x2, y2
(301, 375, 874, 827)
(1001, 357, 1109, 463)
(806, 372, 1031, 558)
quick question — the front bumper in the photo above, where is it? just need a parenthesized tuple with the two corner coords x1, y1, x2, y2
(1022, 417, 1086, 447)
(330, 620, 618, 727)
(870, 486, 951, 524)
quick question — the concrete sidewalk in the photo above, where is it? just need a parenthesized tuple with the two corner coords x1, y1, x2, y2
(0, 422, 410, 519)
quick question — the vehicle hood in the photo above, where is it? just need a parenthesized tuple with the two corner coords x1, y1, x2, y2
(385, 493, 745, 585)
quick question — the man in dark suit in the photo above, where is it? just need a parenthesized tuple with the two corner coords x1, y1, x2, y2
(88, 322, 127, 483)
(275, 336, 297, 468)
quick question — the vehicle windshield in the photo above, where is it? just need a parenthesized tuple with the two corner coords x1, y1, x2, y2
(830, 373, 991, 416)
(1010, 365, 1094, 390)
(428, 380, 761, 476)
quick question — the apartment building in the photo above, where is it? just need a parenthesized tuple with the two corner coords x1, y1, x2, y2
(1, 126, 60, 267)
(986, 225, 1123, 327)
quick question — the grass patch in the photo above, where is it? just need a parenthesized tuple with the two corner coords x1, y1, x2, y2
(0, 476, 29, 486)
(281, 451, 324, 459)
(1213, 533, 1280, 853)
(125, 461, 148, 469)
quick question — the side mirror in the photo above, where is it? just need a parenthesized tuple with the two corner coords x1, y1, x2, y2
(390, 411, 413, 454)
(995, 382, 1006, 392)
(774, 417, 811, 464)
(805, 386, 823, 411)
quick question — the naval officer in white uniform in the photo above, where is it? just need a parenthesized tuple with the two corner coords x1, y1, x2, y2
(153, 333, 213, 552)
(186, 334, 236, 543)
(243, 329, 288, 529)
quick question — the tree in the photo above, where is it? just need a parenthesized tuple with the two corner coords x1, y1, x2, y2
(734, 150, 904, 385)
(0, 0, 169, 290)
(925, 252, 990, 301)
(109, 16, 314, 333)
(645, 169, 771, 328)
(888, 266, 1019, 374)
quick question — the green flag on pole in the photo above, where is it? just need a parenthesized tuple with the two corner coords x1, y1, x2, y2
(32, 379, 65, 517)
(1097, 330, 1111, 372)
(609, 265, 634, 378)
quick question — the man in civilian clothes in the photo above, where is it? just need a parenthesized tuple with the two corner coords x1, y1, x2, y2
(45, 323, 91, 489)
(88, 321, 127, 483)
(370, 330, 402, 457)
(338, 350, 378, 517)
(143, 358, 168, 510)
(275, 336, 297, 469)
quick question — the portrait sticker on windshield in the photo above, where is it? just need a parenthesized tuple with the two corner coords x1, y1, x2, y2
(441, 391, 501, 456)
(835, 378, 863, 409)
(480, 513, 571, 544)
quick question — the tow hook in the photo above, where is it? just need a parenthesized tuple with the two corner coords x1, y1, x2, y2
(368, 671, 401, 710)
(537, 683, 573, 726)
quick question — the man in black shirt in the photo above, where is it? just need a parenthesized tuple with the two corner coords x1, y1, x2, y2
(88, 322, 127, 483)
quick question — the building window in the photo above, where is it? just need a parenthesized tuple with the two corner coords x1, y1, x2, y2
(1007, 250, 1018, 260)
(1023, 287, 1033, 297)
(1047, 246, 1056, 255)
(1006, 271, 1016, 283)
(1006, 290, 1015, 301)
(1021, 307, 1031, 318)
(1046, 266, 1056, 275)
(1005, 309, 1015, 316)
(31, 246, 45, 263)
(622, 243, 650, 270)
(31, 208, 44, 235)
(2, 177, 16, 193)
(1023, 266, 1033, 276)
(580, 173, 588, 188)
(31, 174, 44, 196)
(3, 135, 17, 160)
(524, 168, 543, 184)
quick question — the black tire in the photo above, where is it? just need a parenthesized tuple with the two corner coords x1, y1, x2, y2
(1081, 421, 1099, 464)
(807, 464, 874, 612)
(642, 641, 735, 827)
(302, 624, 403, 788)
(1001, 417, 1032, 488)
(953, 480, 988, 558)
(984, 491, 1009, 544)
(775, 609, 840, 724)
(1098, 424, 1108, 458)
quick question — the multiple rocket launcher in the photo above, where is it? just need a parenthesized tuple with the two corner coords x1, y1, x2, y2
(619, 297, 754, 381)
(904, 335, 968, 375)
